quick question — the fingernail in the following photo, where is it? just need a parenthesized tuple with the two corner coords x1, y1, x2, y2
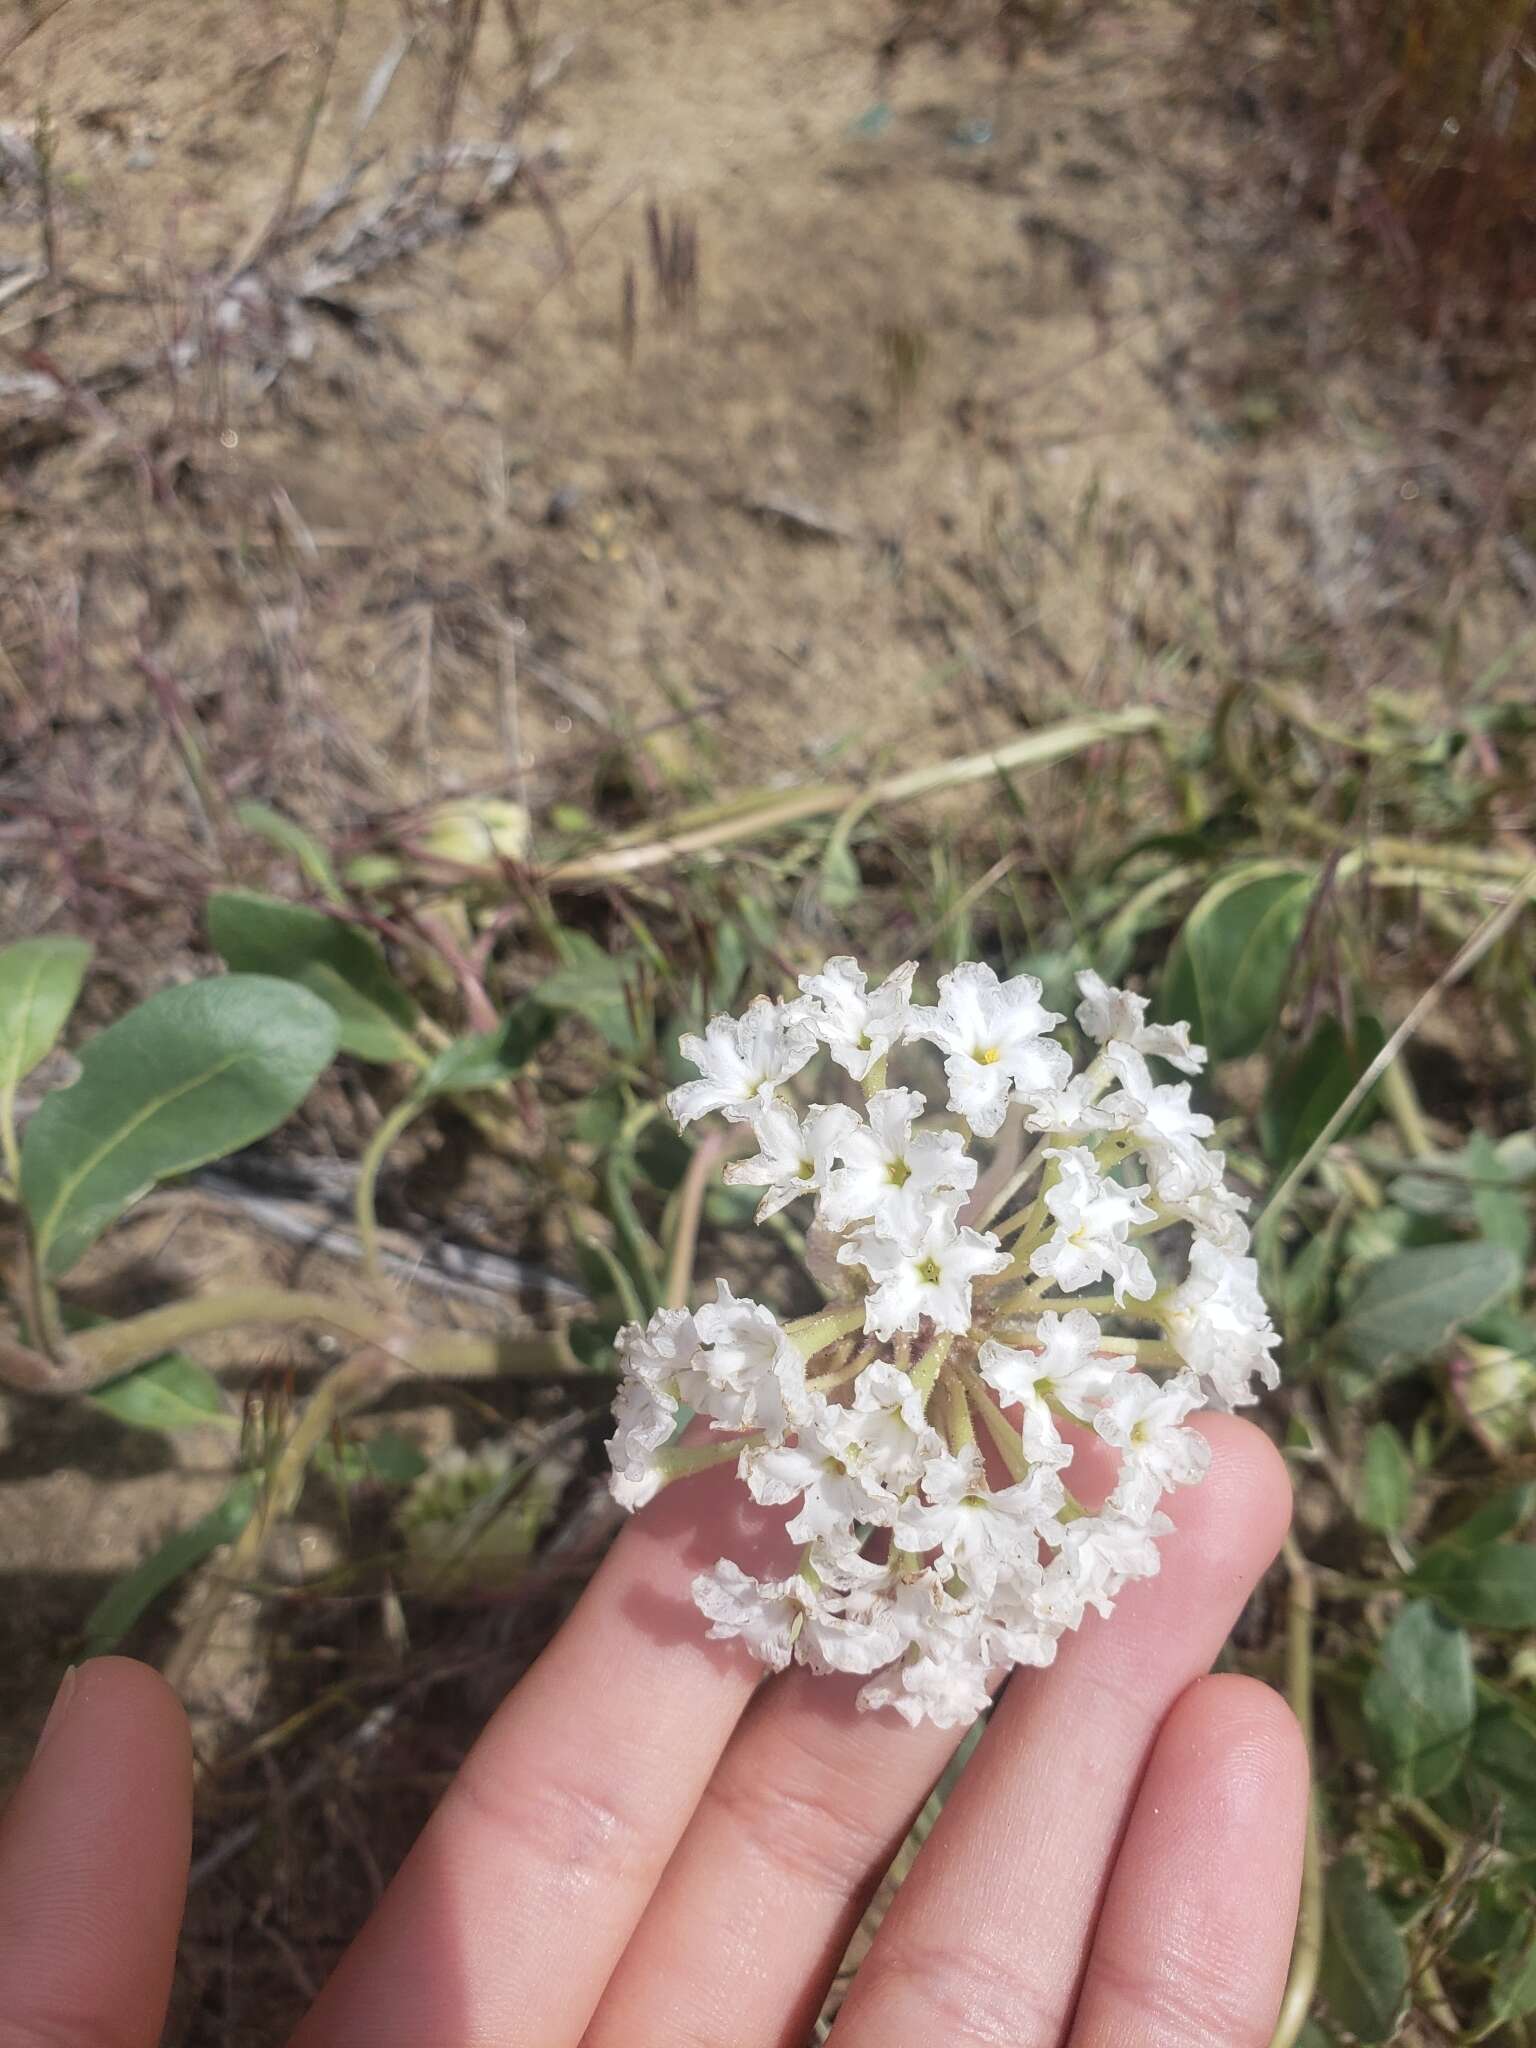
(34, 1665, 77, 1759)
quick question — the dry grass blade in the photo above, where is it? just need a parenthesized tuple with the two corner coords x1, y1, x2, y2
(1260, 862, 1536, 1236)
(544, 709, 1163, 884)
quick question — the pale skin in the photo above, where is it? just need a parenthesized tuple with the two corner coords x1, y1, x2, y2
(1, 1415, 1307, 2048)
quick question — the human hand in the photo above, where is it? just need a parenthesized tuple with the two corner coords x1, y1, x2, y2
(2, 1415, 1306, 2047)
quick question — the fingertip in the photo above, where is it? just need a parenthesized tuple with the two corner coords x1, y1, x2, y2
(1156, 1671, 1310, 1819)
(71, 1656, 192, 1742)
(1177, 1412, 1293, 1569)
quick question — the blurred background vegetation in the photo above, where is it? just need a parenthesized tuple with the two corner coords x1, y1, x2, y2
(2, 0, 1535, 2040)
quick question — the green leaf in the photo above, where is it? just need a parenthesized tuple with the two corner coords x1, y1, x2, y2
(1437, 1484, 1535, 1552)
(1492, 1930, 1536, 2024)
(83, 1477, 257, 1655)
(90, 1352, 232, 1433)
(1336, 1242, 1521, 1377)
(1259, 1012, 1386, 1170)
(206, 891, 418, 1065)
(1466, 1130, 1533, 1267)
(20, 976, 339, 1276)
(536, 932, 645, 1055)
(314, 1429, 428, 1489)
(1358, 1423, 1415, 1535)
(0, 936, 93, 1091)
(1159, 863, 1314, 1060)
(1435, 1703, 1536, 1856)
(1413, 1542, 1536, 1630)
(233, 801, 342, 903)
(1361, 1600, 1475, 1796)
(417, 1001, 555, 1097)
(1318, 1854, 1409, 2044)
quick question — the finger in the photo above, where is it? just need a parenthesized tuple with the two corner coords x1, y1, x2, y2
(1066, 1674, 1307, 2048)
(0, 1657, 191, 2048)
(827, 1414, 1291, 2048)
(588, 1414, 1284, 2048)
(290, 1466, 784, 2048)
(582, 1667, 964, 2048)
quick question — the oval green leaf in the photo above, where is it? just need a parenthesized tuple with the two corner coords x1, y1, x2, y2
(1158, 862, 1314, 1061)
(1434, 1702, 1536, 1856)
(1413, 1542, 1536, 1631)
(20, 975, 339, 1276)
(0, 935, 93, 1090)
(1336, 1241, 1521, 1377)
(1259, 1012, 1386, 1171)
(1361, 1600, 1475, 1797)
(1358, 1422, 1415, 1536)
(418, 1001, 556, 1097)
(234, 801, 343, 903)
(1493, 1930, 1536, 2024)
(1319, 1854, 1409, 2044)
(83, 1476, 257, 1656)
(90, 1351, 233, 1433)
(206, 890, 419, 1065)
(536, 932, 644, 1055)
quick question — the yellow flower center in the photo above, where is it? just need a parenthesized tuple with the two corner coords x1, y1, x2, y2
(887, 1158, 912, 1187)
(916, 1256, 943, 1285)
(975, 1045, 1001, 1065)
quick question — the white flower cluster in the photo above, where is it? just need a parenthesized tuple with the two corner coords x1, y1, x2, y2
(606, 958, 1280, 1729)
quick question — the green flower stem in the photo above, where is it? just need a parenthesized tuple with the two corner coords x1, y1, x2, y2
(1267, 1531, 1322, 2048)
(0, 1286, 575, 1396)
(957, 1361, 1029, 1482)
(656, 1433, 763, 1482)
(976, 1136, 1053, 1232)
(786, 1301, 866, 1361)
(1000, 1288, 1127, 1319)
(809, 1343, 878, 1394)
(1093, 1334, 1183, 1366)
(663, 1126, 741, 1310)
(356, 1093, 429, 1292)
(910, 1334, 954, 1405)
(943, 1367, 974, 1450)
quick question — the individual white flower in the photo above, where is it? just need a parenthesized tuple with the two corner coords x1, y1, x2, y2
(680, 1281, 812, 1436)
(1163, 1238, 1281, 1408)
(1029, 1147, 1157, 1302)
(742, 1371, 931, 1543)
(840, 1203, 1010, 1340)
(839, 1360, 945, 1494)
(978, 1307, 1121, 1458)
(1163, 1173, 1252, 1253)
(983, 1574, 1063, 1671)
(799, 1556, 907, 1675)
(1100, 1044, 1221, 1203)
(1021, 1067, 1134, 1138)
(725, 1099, 860, 1221)
(894, 1446, 1064, 1596)
(1094, 1370, 1211, 1520)
(614, 1305, 700, 1395)
(797, 956, 916, 1081)
(856, 1573, 994, 1728)
(908, 962, 1071, 1138)
(668, 998, 817, 1126)
(692, 1559, 807, 1671)
(818, 1087, 977, 1243)
(606, 1375, 678, 1510)
(1038, 1508, 1172, 1627)
(1075, 968, 1207, 1075)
